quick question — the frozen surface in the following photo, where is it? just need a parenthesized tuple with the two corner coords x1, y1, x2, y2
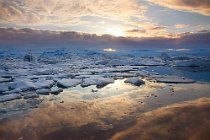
(0, 48, 209, 103)
(0, 48, 210, 140)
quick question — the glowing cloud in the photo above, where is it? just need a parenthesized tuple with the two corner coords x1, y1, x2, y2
(106, 27, 124, 37)
(175, 24, 189, 29)
(148, 0, 210, 16)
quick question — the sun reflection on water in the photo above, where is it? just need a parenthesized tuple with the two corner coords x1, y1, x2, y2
(103, 48, 116, 52)
(1, 80, 210, 140)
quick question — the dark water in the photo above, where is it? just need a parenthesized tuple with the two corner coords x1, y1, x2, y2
(144, 66, 210, 82)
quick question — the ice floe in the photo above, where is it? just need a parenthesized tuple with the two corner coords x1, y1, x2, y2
(57, 79, 82, 88)
(0, 94, 21, 103)
(36, 88, 50, 95)
(0, 48, 209, 104)
(51, 86, 63, 94)
(124, 78, 145, 86)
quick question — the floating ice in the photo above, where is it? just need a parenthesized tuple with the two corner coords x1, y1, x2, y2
(57, 79, 82, 88)
(124, 77, 145, 86)
(0, 94, 21, 103)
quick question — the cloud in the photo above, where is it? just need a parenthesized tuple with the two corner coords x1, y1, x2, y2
(175, 24, 189, 29)
(125, 26, 168, 38)
(148, 0, 210, 16)
(126, 29, 146, 34)
(0, 0, 146, 26)
(0, 28, 210, 49)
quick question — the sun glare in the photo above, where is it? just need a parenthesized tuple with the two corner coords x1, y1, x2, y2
(103, 48, 116, 52)
(106, 27, 124, 37)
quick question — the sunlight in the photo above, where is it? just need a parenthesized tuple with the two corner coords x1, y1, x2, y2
(103, 48, 116, 52)
(106, 27, 124, 37)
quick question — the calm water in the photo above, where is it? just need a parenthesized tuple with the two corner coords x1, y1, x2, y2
(0, 78, 210, 140)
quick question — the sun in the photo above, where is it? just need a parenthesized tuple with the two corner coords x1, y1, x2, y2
(106, 27, 124, 37)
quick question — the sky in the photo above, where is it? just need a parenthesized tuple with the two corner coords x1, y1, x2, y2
(0, 0, 210, 49)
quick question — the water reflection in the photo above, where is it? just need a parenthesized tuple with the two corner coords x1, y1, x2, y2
(64, 79, 140, 100)
(110, 98, 210, 140)
(0, 80, 210, 140)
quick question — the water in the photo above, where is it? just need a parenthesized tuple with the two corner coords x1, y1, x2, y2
(144, 66, 210, 82)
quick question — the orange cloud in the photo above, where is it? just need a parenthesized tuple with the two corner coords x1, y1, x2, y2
(175, 24, 189, 29)
(0, 0, 146, 26)
(149, 0, 210, 16)
(125, 26, 168, 38)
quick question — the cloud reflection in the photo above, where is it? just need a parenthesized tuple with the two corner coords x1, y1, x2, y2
(110, 97, 210, 140)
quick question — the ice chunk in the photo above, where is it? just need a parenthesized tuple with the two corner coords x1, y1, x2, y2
(34, 80, 54, 89)
(0, 83, 9, 93)
(37, 69, 58, 75)
(96, 78, 114, 88)
(81, 79, 97, 87)
(36, 88, 50, 95)
(51, 86, 63, 94)
(0, 94, 21, 103)
(2, 89, 22, 94)
(57, 79, 82, 88)
(81, 77, 114, 88)
(10, 80, 36, 91)
(124, 77, 145, 86)
(0, 77, 12, 83)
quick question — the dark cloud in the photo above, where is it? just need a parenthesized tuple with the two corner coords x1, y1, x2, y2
(0, 28, 210, 49)
(150, 26, 166, 30)
(126, 29, 146, 33)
